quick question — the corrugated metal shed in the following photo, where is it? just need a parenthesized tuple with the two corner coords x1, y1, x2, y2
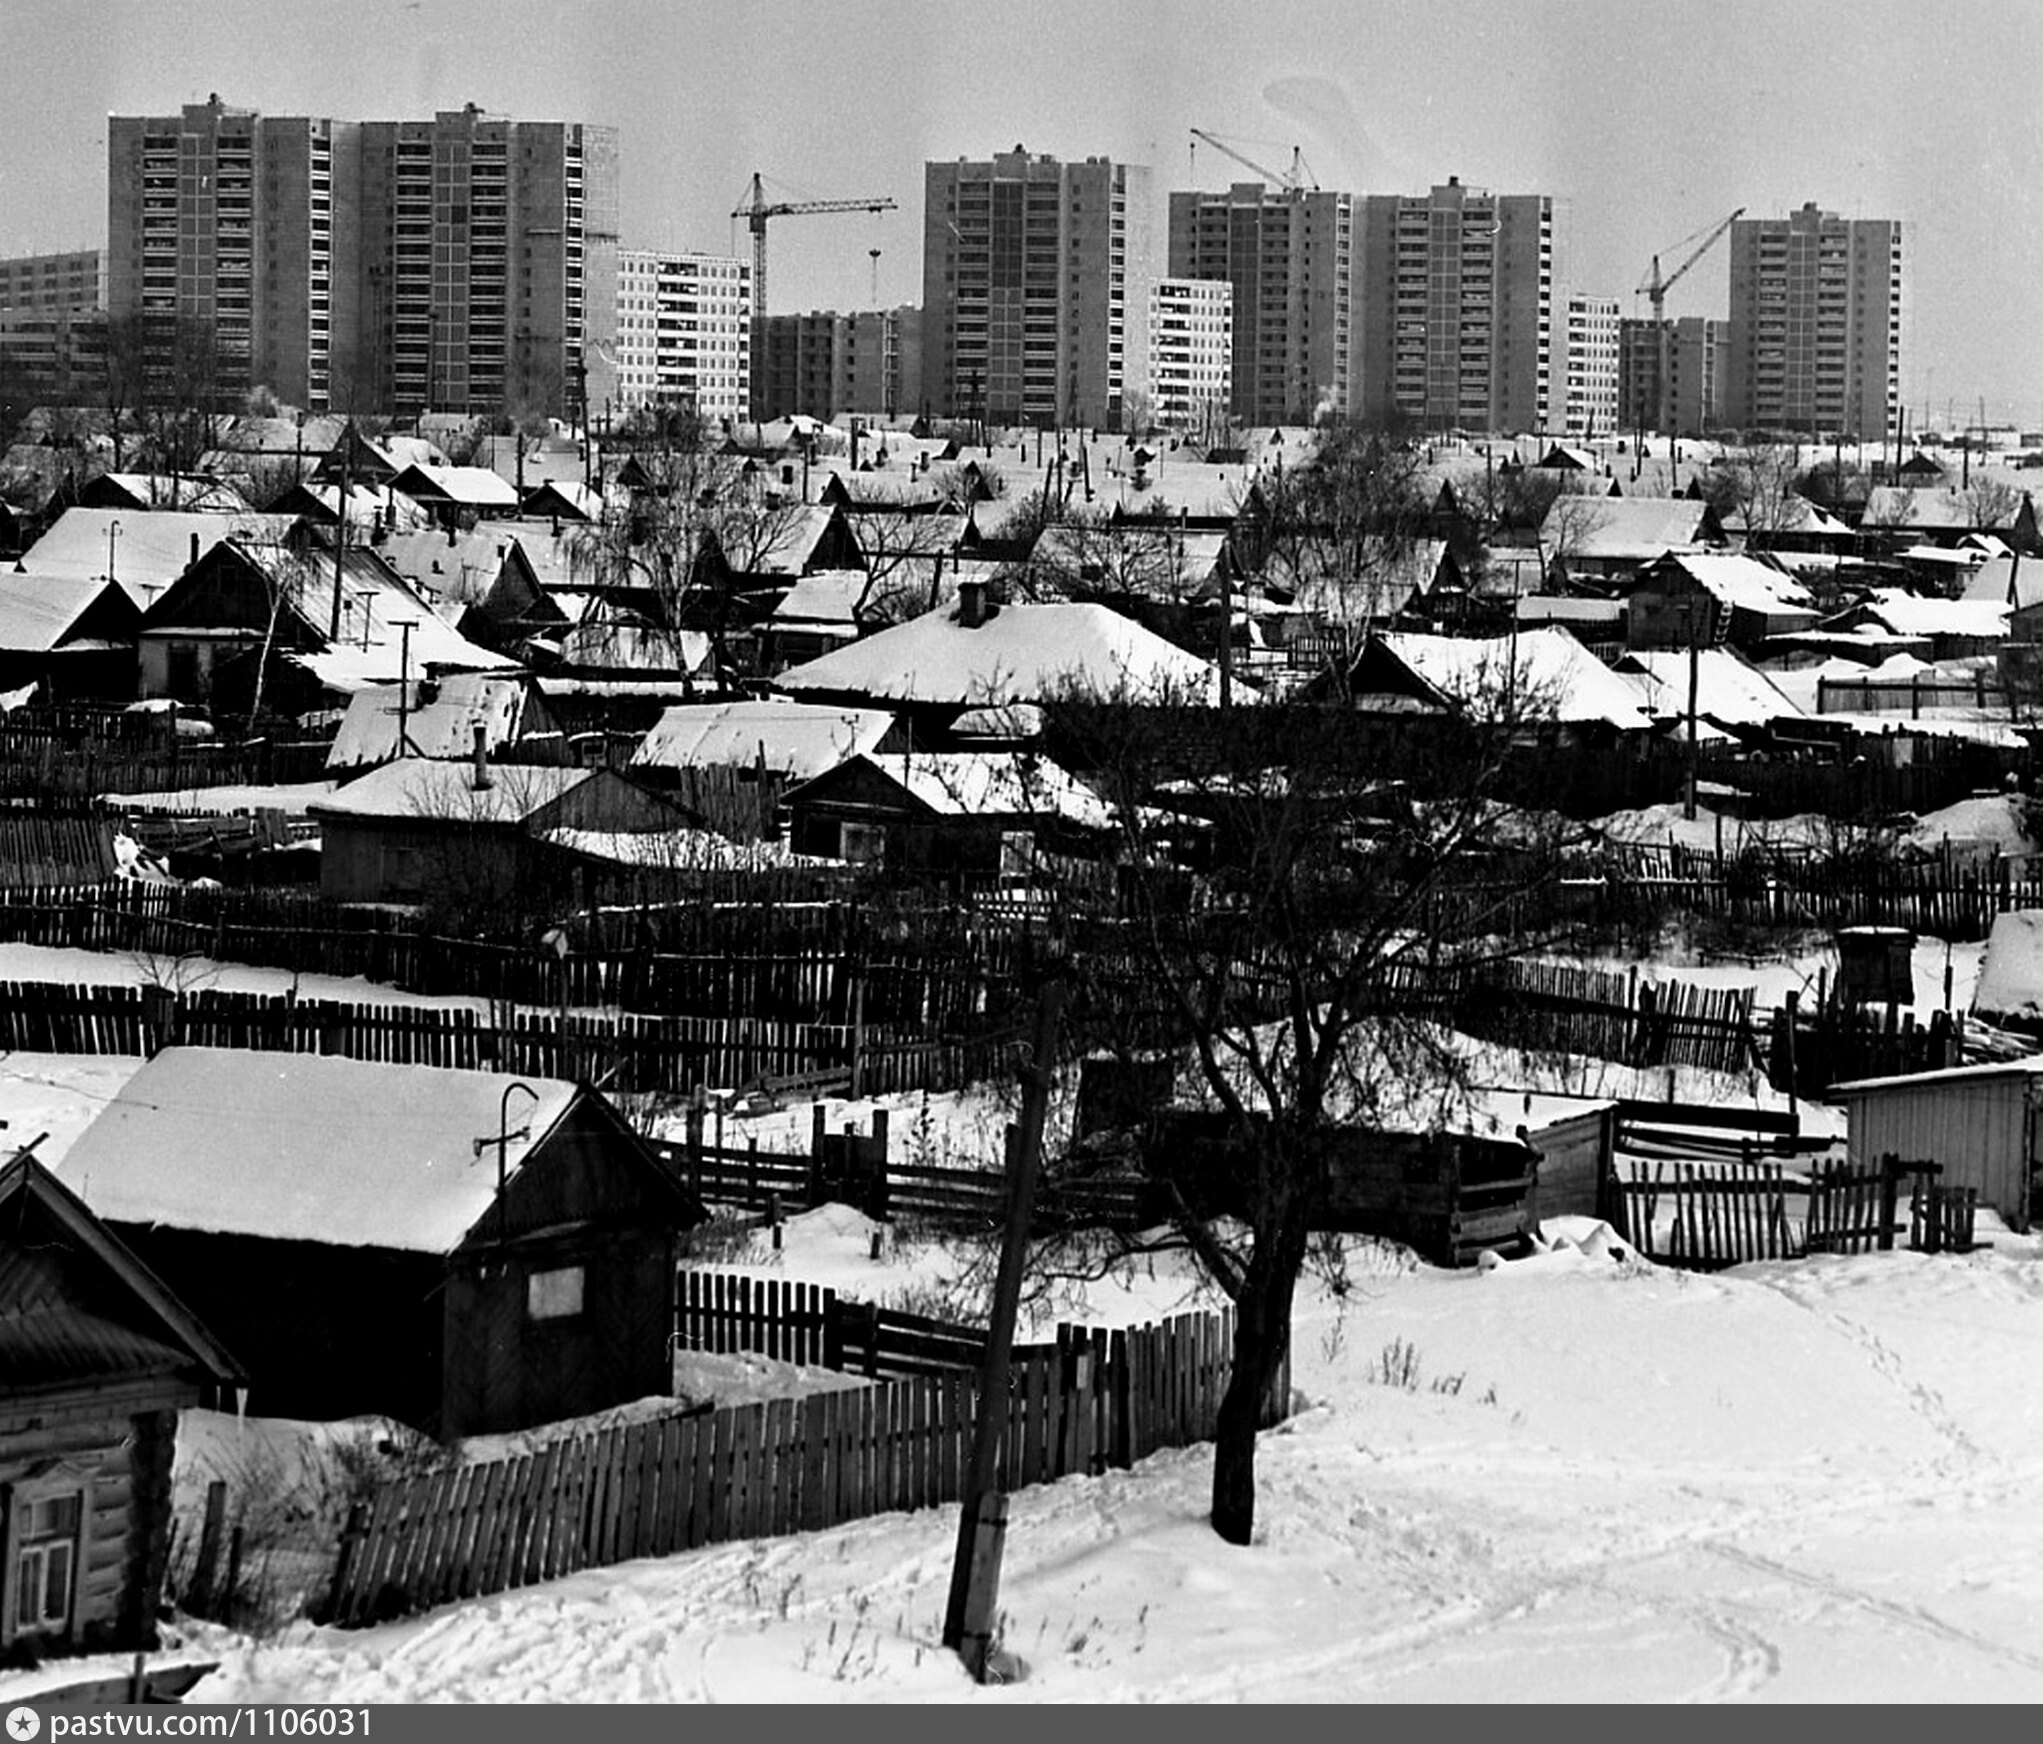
(1829, 1059, 2042, 1230)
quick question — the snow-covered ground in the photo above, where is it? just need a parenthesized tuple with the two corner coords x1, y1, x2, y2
(8, 989, 2043, 1702)
(0, 943, 494, 1014)
(76, 1224, 2043, 1704)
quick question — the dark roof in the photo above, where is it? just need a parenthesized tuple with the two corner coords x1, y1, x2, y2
(0, 1153, 243, 1391)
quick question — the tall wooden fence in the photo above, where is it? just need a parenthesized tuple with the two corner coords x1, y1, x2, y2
(0, 976, 1024, 1100)
(324, 1305, 1283, 1627)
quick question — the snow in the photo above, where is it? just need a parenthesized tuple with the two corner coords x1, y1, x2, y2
(1375, 628, 1656, 729)
(97, 1227, 2043, 1704)
(0, 942, 492, 1013)
(101, 781, 342, 816)
(1972, 910, 2043, 1023)
(1903, 794, 2037, 858)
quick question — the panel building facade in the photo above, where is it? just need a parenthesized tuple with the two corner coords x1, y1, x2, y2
(106, 98, 617, 419)
(1550, 292, 1619, 439)
(614, 251, 751, 422)
(1619, 315, 1728, 437)
(1166, 184, 1356, 426)
(753, 305, 921, 421)
(1723, 203, 1903, 439)
(1354, 178, 1553, 434)
(922, 150, 1153, 429)
(1148, 277, 1232, 436)
(0, 248, 104, 403)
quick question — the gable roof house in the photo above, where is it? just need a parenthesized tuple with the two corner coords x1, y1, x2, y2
(629, 698, 901, 838)
(20, 508, 303, 613)
(73, 473, 254, 516)
(1330, 628, 1655, 740)
(306, 755, 680, 908)
(0, 1152, 241, 1661)
(324, 669, 562, 776)
(0, 573, 141, 701)
(56, 1051, 706, 1435)
(1860, 486, 2040, 555)
(774, 583, 1248, 737)
(134, 531, 505, 716)
(1823, 588, 2010, 663)
(372, 527, 568, 657)
(1624, 552, 1821, 652)
(783, 749, 1114, 882)
(1613, 647, 1806, 740)
(384, 464, 524, 529)
(1547, 496, 1729, 582)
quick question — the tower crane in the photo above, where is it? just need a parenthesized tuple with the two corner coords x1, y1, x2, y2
(1638, 206, 1744, 436)
(732, 173, 898, 320)
(1188, 129, 1319, 193)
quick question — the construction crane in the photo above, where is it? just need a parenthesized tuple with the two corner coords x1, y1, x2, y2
(1638, 206, 1744, 436)
(732, 173, 898, 320)
(1188, 129, 1318, 193)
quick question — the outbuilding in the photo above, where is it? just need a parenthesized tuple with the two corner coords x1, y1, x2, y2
(1828, 1058, 2043, 1232)
(57, 1050, 707, 1435)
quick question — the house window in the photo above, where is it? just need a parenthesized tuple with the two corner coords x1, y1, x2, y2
(999, 830, 1036, 883)
(839, 821, 886, 865)
(527, 1264, 585, 1321)
(7, 1484, 84, 1641)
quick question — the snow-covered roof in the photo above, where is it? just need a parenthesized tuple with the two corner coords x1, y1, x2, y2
(59, 1048, 581, 1252)
(1856, 589, 2008, 641)
(326, 670, 537, 770)
(775, 600, 1245, 708)
(1962, 554, 2043, 612)
(1554, 496, 1722, 562)
(1649, 553, 1815, 617)
(555, 619, 710, 674)
(769, 569, 871, 628)
(1369, 630, 1655, 730)
(1618, 648, 1805, 727)
(310, 758, 594, 824)
(22, 508, 302, 608)
(376, 529, 527, 608)
(388, 464, 523, 510)
(631, 699, 896, 780)
(87, 473, 254, 514)
(0, 574, 126, 651)
(1863, 485, 2032, 532)
(540, 828, 827, 870)
(837, 751, 1114, 828)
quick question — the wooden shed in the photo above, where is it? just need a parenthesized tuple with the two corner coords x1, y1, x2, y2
(0, 1153, 242, 1660)
(1829, 1059, 2043, 1232)
(57, 1050, 707, 1436)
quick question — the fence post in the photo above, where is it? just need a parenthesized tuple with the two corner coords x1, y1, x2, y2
(186, 1479, 228, 1618)
(1877, 1153, 1902, 1251)
(867, 1109, 890, 1220)
(808, 1102, 827, 1209)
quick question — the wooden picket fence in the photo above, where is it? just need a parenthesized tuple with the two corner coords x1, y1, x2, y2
(324, 1307, 1281, 1627)
(1619, 1153, 1976, 1269)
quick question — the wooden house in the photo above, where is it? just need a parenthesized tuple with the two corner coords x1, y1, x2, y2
(0, 1153, 242, 1660)
(0, 574, 139, 702)
(323, 670, 562, 777)
(56, 1050, 706, 1436)
(783, 749, 1112, 879)
(1624, 552, 1820, 652)
(307, 756, 682, 907)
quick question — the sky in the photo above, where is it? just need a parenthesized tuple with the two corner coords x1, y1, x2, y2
(5, 0, 2041, 429)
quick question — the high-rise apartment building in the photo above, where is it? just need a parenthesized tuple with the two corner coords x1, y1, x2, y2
(922, 150, 1154, 429)
(1619, 316, 1728, 437)
(1354, 178, 1553, 434)
(106, 98, 617, 419)
(615, 250, 751, 423)
(1549, 293, 1619, 439)
(1724, 203, 1903, 439)
(1166, 184, 1356, 425)
(753, 306, 922, 421)
(1148, 277, 1232, 435)
(0, 248, 104, 402)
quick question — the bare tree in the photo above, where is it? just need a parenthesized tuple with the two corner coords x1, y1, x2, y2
(1036, 661, 1580, 1546)
(1710, 439, 1806, 547)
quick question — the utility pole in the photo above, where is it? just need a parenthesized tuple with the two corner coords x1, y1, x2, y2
(1684, 597, 1702, 823)
(943, 977, 1065, 1684)
(330, 421, 353, 641)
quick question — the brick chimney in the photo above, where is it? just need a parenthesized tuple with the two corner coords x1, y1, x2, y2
(958, 578, 990, 629)
(471, 722, 492, 791)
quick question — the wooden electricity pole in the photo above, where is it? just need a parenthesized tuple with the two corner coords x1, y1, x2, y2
(942, 977, 1065, 1683)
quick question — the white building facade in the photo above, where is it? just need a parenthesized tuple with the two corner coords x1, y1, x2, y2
(614, 250, 753, 422)
(1148, 277, 1233, 436)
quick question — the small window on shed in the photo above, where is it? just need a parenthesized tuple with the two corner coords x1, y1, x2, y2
(527, 1264, 585, 1321)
